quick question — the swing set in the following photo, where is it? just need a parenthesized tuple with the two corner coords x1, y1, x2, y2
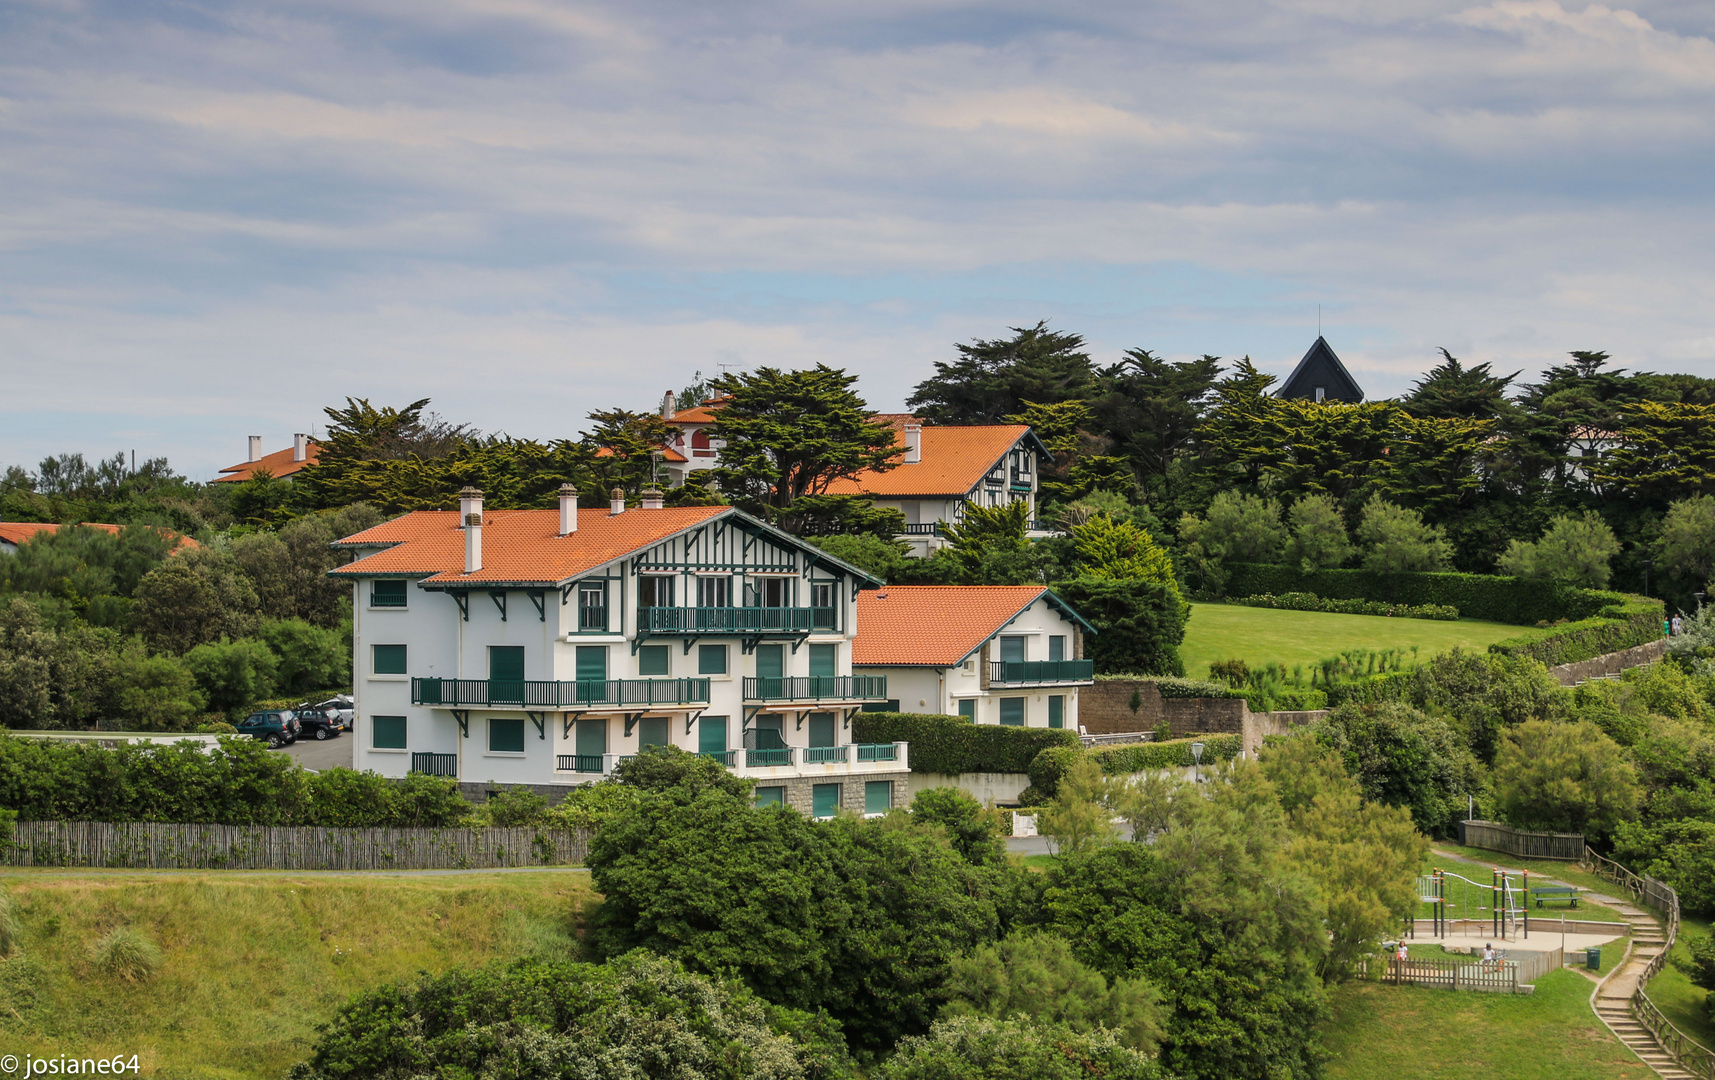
(1406, 867, 1531, 941)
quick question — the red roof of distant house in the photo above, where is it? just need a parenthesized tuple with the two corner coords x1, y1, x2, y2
(0, 522, 199, 552)
(595, 445, 688, 462)
(853, 585, 1059, 667)
(215, 442, 321, 483)
(824, 424, 1035, 499)
(668, 397, 728, 425)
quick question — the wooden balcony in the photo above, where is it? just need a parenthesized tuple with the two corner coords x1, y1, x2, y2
(411, 677, 710, 709)
(742, 675, 889, 702)
(638, 605, 838, 635)
(988, 660, 1095, 686)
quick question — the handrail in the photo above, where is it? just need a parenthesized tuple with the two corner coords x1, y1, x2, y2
(1581, 845, 1715, 1078)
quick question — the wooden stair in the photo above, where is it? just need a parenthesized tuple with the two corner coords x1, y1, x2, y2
(1588, 893, 1696, 1080)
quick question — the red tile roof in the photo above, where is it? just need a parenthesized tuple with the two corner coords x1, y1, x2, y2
(331, 505, 735, 585)
(668, 397, 728, 425)
(215, 443, 321, 482)
(0, 522, 198, 551)
(853, 585, 1053, 666)
(594, 445, 688, 462)
(824, 425, 1031, 498)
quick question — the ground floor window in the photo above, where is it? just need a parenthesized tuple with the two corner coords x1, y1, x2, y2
(999, 698, 1025, 726)
(372, 715, 407, 749)
(957, 699, 976, 719)
(699, 715, 728, 755)
(489, 717, 525, 753)
(863, 700, 900, 713)
(812, 783, 841, 819)
(1048, 695, 1064, 729)
(864, 781, 892, 815)
(639, 716, 670, 748)
(755, 786, 785, 808)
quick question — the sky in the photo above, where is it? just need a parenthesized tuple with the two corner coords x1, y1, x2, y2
(2, 0, 1713, 480)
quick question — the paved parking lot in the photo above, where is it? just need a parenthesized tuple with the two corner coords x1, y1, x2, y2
(280, 731, 354, 772)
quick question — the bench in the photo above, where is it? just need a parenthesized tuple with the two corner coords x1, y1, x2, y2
(1533, 886, 1579, 908)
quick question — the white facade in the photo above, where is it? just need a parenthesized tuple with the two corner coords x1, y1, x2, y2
(856, 594, 1092, 730)
(345, 508, 907, 800)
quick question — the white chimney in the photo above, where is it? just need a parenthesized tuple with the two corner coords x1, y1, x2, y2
(662, 391, 676, 420)
(248, 436, 262, 462)
(293, 433, 308, 462)
(903, 423, 923, 465)
(641, 487, 665, 510)
(610, 487, 626, 515)
(458, 487, 483, 574)
(558, 483, 579, 535)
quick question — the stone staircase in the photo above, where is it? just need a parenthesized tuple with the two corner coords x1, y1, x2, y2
(1588, 892, 1697, 1080)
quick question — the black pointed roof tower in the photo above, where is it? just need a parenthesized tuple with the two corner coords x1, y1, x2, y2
(1277, 337, 1364, 403)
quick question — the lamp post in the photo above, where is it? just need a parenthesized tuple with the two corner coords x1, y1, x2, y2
(1192, 741, 1205, 784)
(1697, 591, 1706, 613)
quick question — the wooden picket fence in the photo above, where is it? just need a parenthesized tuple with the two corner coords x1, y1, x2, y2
(1459, 820, 1585, 861)
(4, 820, 588, 871)
(1362, 955, 1522, 993)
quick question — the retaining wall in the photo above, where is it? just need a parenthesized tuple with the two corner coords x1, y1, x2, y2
(1549, 638, 1669, 686)
(1081, 680, 1325, 753)
(906, 771, 1031, 806)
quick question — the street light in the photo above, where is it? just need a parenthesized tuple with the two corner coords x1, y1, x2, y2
(1192, 741, 1205, 784)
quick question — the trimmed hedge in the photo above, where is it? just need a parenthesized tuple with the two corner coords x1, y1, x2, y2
(1027, 734, 1244, 797)
(1146, 676, 1244, 700)
(1243, 687, 1328, 712)
(849, 712, 1079, 775)
(1488, 599, 1663, 668)
(1221, 564, 1634, 626)
(1231, 592, 1458, 621)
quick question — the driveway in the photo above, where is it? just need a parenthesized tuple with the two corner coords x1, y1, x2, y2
(280, 731, 354, 772)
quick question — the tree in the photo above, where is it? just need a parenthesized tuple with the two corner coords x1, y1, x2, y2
(183, 638, 279, 716)
(1355, 496, 1451, 573)
(1005, 399, 1132, 504)
(1655, 494, 1715, 588)
(1177, 491, 1286, 593)
(294, 397, 478, 510)
(1494, 720, 1640, 838)
(941, 931, 1166, 1052)
(1309, 702, 1482, 838)
(0, 523, 177, 612)
(908, 322, 1095, 425)
(1495, 511, 1621, 587)
(875, 1017, 1164, 1080)
(1035, 756, 1118, 856)
(807, 534, 911, 584)
(581, 407, 680, 499)
(612, 743, 753, 799)
(1409, 649, 1564, 765)
(107, 644, 205, 731)
(1090, 349, 1222, 497)
(1376, 413, 1495, 520)
(1069, 514, 1178, 584)
(1595, 401, 1715, 503)
(936, 501, 1042, 585)
(908, 787, 1009, 867)
(130, 548, 261, 654)
(0, 598, 120, 730)
(1284, 493, 1353, 573)
(1052, 576, 1187, 676)
(706, 365, 902, 535)
(257, 618, 348, 696)
(1402, 349, 1518, 421)
(230, 504, 386, 627)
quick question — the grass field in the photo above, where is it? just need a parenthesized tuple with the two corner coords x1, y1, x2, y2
(0, 870, 592, 1079)
(1322, 968, 1654, 1080)
(1179, 603, 1547, 680)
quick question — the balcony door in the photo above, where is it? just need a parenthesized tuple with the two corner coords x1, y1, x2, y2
(808, 712, 835, 748)
(575, 646, 608, 703)
(747, 577, 789, 608)
(752, 714, 786, 750)
(756, 644, 784, 698)
(489, 646, 525, 704)
(575, 719, 606, 764)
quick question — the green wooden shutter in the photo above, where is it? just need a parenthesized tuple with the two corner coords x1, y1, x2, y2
(372, 715, 407, 749)
(808, 712, 835, 748)
(808, 644, 836, 677)
(489, 645, 525, 705)
(753, 714, 786, 750)
(755, 786, 785, 808)
(999, 698, 1025, 726)
(1048, 695, 1064, 729)
(1000, 636, 1026, 663)
(637, 645, 670, 676)
(371, 580, 407, 607)
(575, 646, 608, 695)
(699, 644, 727, 675)
(756, 644, 784, 678)
(639, 717, 669, 748)
(958, 699, 976, 720)
(1049, 635, 1066, 662)
(864, 781, 892, 815)
(489, 717, 525, 753)
(575, 718, 606, 757)
(812, 783, 840, 819)
(699, 716, 728, 756)
(372, 644, 407, 675)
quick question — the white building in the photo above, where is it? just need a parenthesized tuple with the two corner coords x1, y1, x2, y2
(331, 486, 909, 817)
(852, 585, 1095, 729)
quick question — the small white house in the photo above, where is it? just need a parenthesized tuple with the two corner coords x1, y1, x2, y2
(331, 486, 909, 817)
(852, 585, 1095, 729)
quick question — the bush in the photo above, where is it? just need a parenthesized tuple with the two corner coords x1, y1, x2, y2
(909, 787, 1009, 866)
(1208, 659, 1248, 686)
(89, 927, 163, 983)
(256, 617, 349, 696)
(481, 786, 549, 827)
(1488, 598, 1664, 668)
(1496, 511, 1621, 588)
(1307, 702, 1483, 838)
(182, 637, 278, 716)
(1222, 563, 1639, 626)
(1027, 736, 1243, 798)
(1494, 719, 1638, 839)
(875, 1017, 1165, 1080)
(1146, 676, 1243, 699)
(850, 713, 1078, 775)
(1230, 592, 1458, 621)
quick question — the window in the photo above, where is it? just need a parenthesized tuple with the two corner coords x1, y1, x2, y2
(639, 575, 675, 608)
(575, 718, 606, 758)
(638, 716, 669, 748)
(756, 644, 784, 679)
(489, 718, 525, 753)
(957, 699, 976, 720)
(371, 580, 407, 608)
(489, 646, 525, 704)
(1314, 386, 1326, 403)
(699, 715, 728, 756)
(748, 577, 788, 607)
(1048, 695, 1064, 729)
(751, 715, 786, 750)
(808, 712, 835, 748)
(755, 786, 785, 808)
(808, 644, 837, 678)
(372, 644, 407, 676)
(697, 576, 731, 607)
(865, 781, 893, 815)
(699, 644, 728, 675)
(811, 582, 834, 609)
(575, 646, 608, 688)
(578, 581, 607, 631)
(812, 783, 841, 819)
(637, 645, 670, 677)
(999, 636, 1026, 663)
(372, 715, 407, 749)
(863, 700, 901, 712)
(1049, 635, 1066, 662)
(999, 698, 1025, 726)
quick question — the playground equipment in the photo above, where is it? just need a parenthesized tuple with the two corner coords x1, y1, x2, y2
(1412, 867, 1531, 940)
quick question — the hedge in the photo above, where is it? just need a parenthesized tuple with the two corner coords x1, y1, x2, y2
(1231, 592, 1458, 621)
(1221, 564, 1635, 626)
(1243, 687, 1328, 712)
(849, 712, 1079, 775)
(1488, 599, 1663, 669)
(1027, 735, 1244, 797)
(248, 688, 352, 712)
(1143, 676, 1244, 700)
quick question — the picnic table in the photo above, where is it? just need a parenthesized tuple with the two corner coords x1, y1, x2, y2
(1532, 885, 1579, 908)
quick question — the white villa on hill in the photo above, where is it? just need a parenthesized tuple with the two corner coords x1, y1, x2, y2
(853, 585, 1095, 729)
(332, 486, 908, 816)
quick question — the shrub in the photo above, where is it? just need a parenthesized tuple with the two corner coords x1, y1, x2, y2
(1285, 492, 1353, 573)
(909, 787, 1009, 866)
(1497, 511, 1621, 588)
(1357, 496, 1452, 573)
(875, 1017, 1164, 1080)
(1221, 563, 1637, 626)
(1494, 720, 1639, 839)
(1230, 592, 1458, 620)
(1488, 597, 1663, 668)
(850, 713, 1078, 775)
(1027, 736, 1242, 798)
(182, 637, 279, 716)
(1147, 676, 1242, 699)
(1208, 659, 1248, 686)
(90, 927, 163, 983)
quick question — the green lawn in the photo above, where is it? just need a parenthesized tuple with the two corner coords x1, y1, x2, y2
(1323, 968, 1654, 1080)
(1180, 603, 1548, 680)
(0, 870, 592, 1079)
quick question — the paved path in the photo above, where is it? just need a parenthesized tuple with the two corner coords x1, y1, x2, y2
(1585, 892, 1694, 1080)
(280, 730, 355, 771)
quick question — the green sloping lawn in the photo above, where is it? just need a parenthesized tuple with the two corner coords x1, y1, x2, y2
(1180, 603, 1548, 680)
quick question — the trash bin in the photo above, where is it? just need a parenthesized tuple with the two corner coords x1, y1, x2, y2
(1586, 946, 1601, 970)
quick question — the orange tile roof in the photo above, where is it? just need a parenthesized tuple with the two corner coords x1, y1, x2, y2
(214, 443, 321, 482)
(0, 522, 198, 551)
(669, 397, 728, 425)
(824, 424, 1032, 498)
(853, 585, 1054, 666)
(594, 445, 688, 462)
(331, 504, 737, 585)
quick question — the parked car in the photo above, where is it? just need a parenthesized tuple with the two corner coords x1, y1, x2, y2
(315, 695, 354, 730)
(235, 710, 300, 749)
(293, 704, 343, 741)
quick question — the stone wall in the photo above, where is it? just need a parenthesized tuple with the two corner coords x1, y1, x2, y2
(1548, 638, 1668, 686)
(905, 771, 1031, 806)
(1079, 679, 1247, 737)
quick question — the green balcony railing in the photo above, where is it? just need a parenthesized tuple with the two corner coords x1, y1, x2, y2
(639, 606, 836, 634)
(699, 750, 737, 766)
(556, 754, 606, 773)
(745, 747, 794, 768)
(857, 743, 899, 762)
(803, 745, 849, 764)
(412, 677, 710, 709)
(988, 660, 1095, 685)
(743, 675, 889, 702)
(410, 752, 457, 777)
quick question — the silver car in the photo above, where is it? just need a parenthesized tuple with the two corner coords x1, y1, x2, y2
(315, 695, 355, 731)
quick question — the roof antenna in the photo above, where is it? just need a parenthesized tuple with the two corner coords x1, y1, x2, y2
(1318, 305, 1322, 338)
